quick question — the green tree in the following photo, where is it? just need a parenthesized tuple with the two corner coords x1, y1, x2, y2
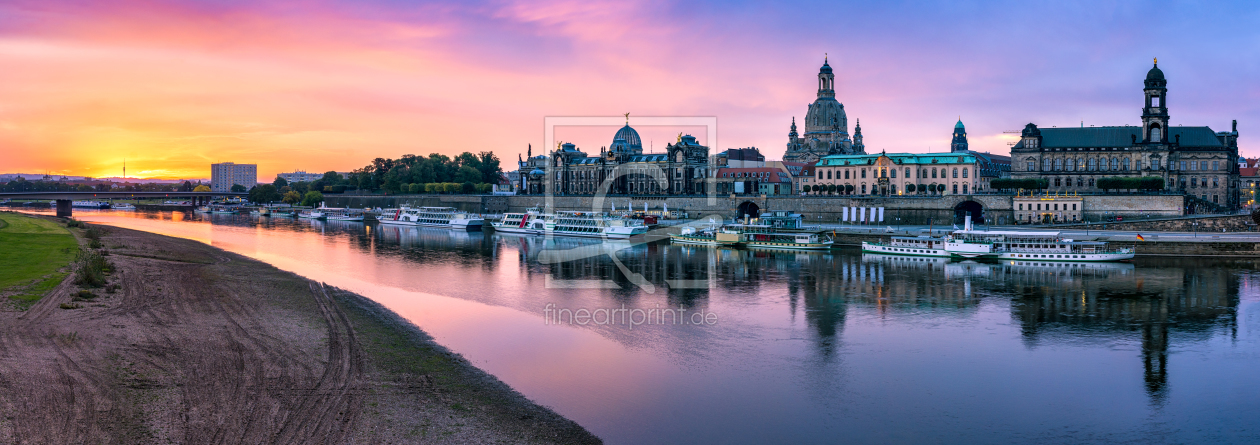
(477, 151, 502, 184)
(273, 176, 288, 188)
(282, 191, 302, 204)
(248, 184, 282, 204)
(230, 184, 247, 192)
(907, 183, 916, 193)
(461, 181, 476, 194)
(301, 190, 324, 207)
(193, 185, 211, 192)
(455, 165, 481, 184)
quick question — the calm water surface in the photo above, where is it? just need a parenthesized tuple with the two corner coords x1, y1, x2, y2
(58, 210, 1260, 444)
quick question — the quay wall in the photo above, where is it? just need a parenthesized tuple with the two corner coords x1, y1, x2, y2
(1057, 214, 1256, 233)
(326, 193, 1186, 225)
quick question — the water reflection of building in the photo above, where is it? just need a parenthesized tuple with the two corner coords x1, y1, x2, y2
(1005, 259, 1236, 403)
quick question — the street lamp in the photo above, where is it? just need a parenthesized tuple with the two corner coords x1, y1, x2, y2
(1193, 221, 1199, 238)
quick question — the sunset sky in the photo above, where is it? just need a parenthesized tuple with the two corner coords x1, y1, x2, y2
(1, 1, 1257, 180)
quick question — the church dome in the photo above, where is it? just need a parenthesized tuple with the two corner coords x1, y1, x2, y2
(610, 124, 643, 153)
(1146, 63, 1164, 81)
(1145, 60, 1166, 88)
(819, 58, 833, 74)
(955, 119, 965, 129)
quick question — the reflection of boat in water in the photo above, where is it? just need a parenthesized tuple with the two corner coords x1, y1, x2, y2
(863, 216, 1133, 262)
(376, 223, 485, 248)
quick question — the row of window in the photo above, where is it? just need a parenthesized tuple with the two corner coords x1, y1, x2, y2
(1028, 158, 1224, 172)
(805, 183, 973, 194)
(820, 167, 971, 180)
(1018, 203, 1078, 211)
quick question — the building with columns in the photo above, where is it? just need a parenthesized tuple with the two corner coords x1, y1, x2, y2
(1010, 61, 1240, 209)
(784, 58, 866, 164)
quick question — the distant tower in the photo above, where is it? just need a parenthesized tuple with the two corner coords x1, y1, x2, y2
(789, 117, 798, 139)
(950, 118, 968, 152)
(1142, 58, 1169, 144)
(852, 119, 864, 153)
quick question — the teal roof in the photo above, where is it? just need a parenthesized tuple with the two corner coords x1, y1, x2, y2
(816, 153, 977, 167)
(955, 119, 965, 129)
(1018, 126, 1223, 148)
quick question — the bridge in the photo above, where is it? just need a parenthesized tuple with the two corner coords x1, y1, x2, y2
(0, 191, 247, 217)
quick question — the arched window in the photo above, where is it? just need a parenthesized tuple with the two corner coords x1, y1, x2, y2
(1054, 159, 1062, 171)
(861, 184, 867, 194)
(1110, 157, 1118, 170)
(952, 184, 958, 194)
(932, 168, 938, 178)
(962, 184, 968, 194)
(827, 170, 832, 179)
(861, 169, 867, 178)
(891, 169, 897, 178)
(1087, 158, 1096, 171)
(1122, 158, 1130, 170)
(906, 168, 911, 178)
(1151, 125, 1162, 142)
(1043, 159, 1052, 171)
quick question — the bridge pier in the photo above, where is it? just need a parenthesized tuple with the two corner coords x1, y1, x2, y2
(55, 199, 72, 217)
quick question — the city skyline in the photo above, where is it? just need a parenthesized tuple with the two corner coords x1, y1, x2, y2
(1, 1, 1258, 179)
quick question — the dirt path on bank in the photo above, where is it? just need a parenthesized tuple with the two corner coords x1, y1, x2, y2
(0, 221, 599, 444)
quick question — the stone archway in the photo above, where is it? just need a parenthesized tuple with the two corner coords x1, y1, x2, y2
(954, 200, 984, 225)
(737, 201, 761, 219)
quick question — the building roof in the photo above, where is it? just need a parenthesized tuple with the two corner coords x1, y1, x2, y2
(816, 153, 978, 166)
(1241, 167, 1259, 178)
(722, 147, 764, 161)
(955, 119, 965, 129)
(1013, 126, 1223, 149)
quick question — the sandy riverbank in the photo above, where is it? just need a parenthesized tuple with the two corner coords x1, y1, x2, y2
(0, 217, 600, 444)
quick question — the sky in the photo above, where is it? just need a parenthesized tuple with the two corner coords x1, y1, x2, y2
(1, 0, 1258, 180)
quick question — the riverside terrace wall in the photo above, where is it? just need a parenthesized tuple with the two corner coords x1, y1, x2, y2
(1057, 214, 1257, 232)
(325, 193, 1186, 225)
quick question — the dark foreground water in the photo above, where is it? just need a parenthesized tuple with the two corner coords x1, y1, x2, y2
(55, 210, 1260, 444)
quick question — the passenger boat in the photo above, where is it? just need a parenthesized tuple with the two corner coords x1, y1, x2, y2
(861, 216, 1134, 262)
(111, 203, 136, 210)
(549, 211, 648, 239)
(297, 210, 325, 220)
(72, 200, 110, 209)
(493, 208, 553, 235)
(270, 209, 296, 217)
(322, 207, 365, 222)
(725, 224, 833, 250)
(196, 205, 237, 214)
(668, 219, 744, 247)
(376, 206, 484, 230)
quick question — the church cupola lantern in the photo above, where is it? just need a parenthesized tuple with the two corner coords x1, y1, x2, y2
(1142, 58, 1169, 144)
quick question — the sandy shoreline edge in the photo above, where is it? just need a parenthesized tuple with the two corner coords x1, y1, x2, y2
(0, 214, 601, 444)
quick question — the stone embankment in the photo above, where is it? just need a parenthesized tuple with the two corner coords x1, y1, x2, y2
(1057, 214, 1256, 232)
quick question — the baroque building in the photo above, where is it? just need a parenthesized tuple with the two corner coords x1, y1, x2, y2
(813, 152, 983, 196)
(784, 58, 865, 164)
(517, 122, 711, 196)
(1010, 61, 1240, 208)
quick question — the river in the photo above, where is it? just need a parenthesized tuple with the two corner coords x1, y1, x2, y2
(47, 209, 1260, 444)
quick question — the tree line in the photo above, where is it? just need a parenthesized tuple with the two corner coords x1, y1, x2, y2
(1, 178, 205, 193)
